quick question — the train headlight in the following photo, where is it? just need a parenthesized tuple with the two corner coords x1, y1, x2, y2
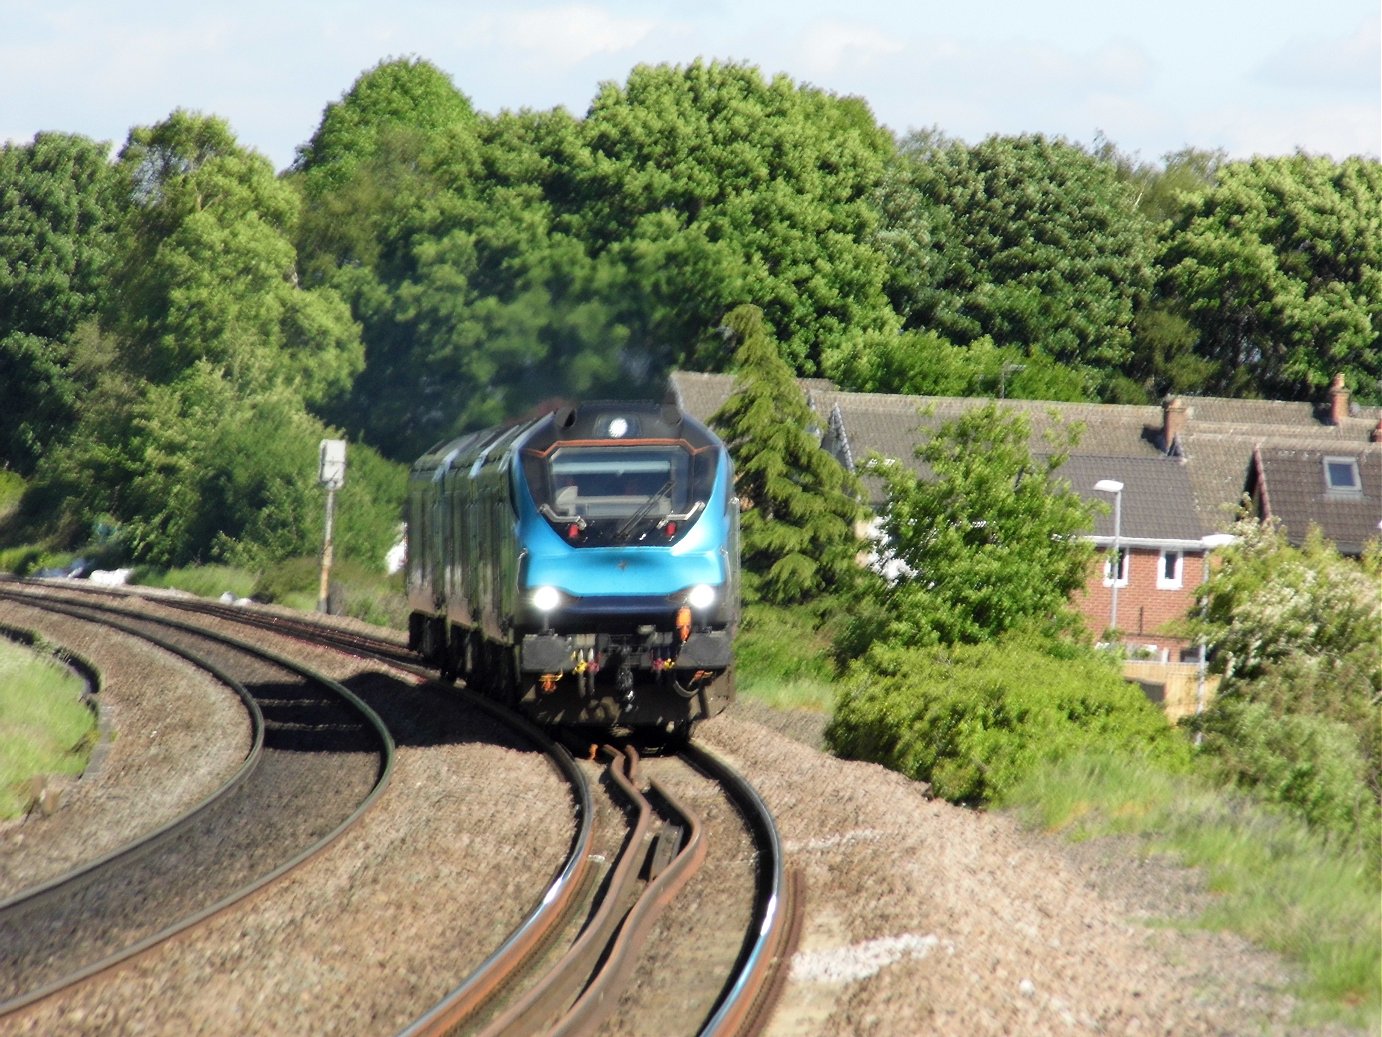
(686, 584, 716, 610)
(531, 586, 561, 612)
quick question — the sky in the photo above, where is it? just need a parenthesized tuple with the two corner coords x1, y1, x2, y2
(2, 1, 1378, 171)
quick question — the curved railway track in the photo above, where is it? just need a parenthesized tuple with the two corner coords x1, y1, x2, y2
(0, 580, 800, 1036)
(0, 587, 395, 1016)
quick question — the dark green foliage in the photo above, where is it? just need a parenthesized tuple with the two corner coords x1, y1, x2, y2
(112, 111, 362, 404)
(292, 57, 476, 193)
(0, 133, 124, 472)
(1161, 155, 1382, 403)
(1192, 698, 1379, 856)
(882, 132, 1155, 399)
(711, 305, 862, 604)
(827, 328, 1089, 401)
(853, 402, 1097, 648)
(17, 112, 393, 572)
(827, 640, 1190, 804)
(578, 60, 898, 375)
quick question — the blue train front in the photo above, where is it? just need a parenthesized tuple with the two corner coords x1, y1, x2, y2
(406, 400, 739, 736)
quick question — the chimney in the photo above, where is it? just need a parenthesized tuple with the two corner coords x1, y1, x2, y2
(1162, 395, 1187, 454)
(1372, 418, 1382, 444)
(1329, 373, 1350, 425)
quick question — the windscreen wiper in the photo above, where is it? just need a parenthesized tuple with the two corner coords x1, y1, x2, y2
(614, 476, 673, 542)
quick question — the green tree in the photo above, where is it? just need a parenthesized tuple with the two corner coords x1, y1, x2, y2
(710, 305, 862, 605)
(292, 57, 476, 194)
(851, 402, 1096, 648)
(310, 106, 645, 459)
(1161, 155, 1382, 402)
(826, 328, 1089, 401)
(25, 112, 393, 568)
(579, 60, 899, 375)
(112, 111, 362, 405)
(0, 133, 123, 472)
(887, 132, 1156, 399)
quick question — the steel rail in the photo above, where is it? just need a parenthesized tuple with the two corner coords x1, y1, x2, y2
(0, 605, 267, 913)
(551, 753, 709, 1037)
(472, 744, 661, 1037)
(395, 704, 594, 1037)
(0, 589, 395, 1017)
(681, 742, 799, 1037)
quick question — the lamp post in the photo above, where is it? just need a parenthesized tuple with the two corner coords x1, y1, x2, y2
(1093, 479, 1124, 636)
(1194, 532, 1237, 741)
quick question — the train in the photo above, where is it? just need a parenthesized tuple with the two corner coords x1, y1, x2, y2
(405, 399, 740, 736)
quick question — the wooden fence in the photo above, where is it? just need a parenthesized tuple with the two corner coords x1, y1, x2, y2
(1122, 660, 1219, 723)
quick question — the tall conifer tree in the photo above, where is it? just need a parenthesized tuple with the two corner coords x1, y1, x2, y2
(711, 305, 861, 604)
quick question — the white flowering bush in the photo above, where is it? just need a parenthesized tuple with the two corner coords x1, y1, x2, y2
(1185, 517, 1380, 856)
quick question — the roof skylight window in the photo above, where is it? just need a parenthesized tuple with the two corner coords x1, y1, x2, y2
(1323, 456, 1362, 495)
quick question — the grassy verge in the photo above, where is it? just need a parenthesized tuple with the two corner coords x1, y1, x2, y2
(1001, 751, 1381, 1032)
(0, 638, 96, 819)
(733, 600, 839, 713)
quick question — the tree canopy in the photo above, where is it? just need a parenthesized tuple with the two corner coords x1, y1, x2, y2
(5, 55, 1380, 579)
(0, 133, 123, 472)
(1161, 155, 1382, 401)
(853, 402, 1097, 648)
(878, 132, 1156, 400)
(710, 305, 861, 604)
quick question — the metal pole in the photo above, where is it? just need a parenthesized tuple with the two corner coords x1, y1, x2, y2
(1109, 488, 1121, 633)
(1195, 551, 1208, 746)
(318, 486, 336, 614)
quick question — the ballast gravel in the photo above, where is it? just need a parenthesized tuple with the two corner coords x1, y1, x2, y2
(1, 597, 1366, 1036)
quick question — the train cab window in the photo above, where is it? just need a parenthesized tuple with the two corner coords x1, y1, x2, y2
(546, 448, 690, 516)
(526, 444, 715, 544)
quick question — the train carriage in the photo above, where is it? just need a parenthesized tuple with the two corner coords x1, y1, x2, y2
(406, 400, 739, 736)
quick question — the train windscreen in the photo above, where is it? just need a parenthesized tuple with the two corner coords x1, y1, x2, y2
(524, 444, 715, 543)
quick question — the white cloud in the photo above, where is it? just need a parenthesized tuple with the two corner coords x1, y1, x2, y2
(1190, 100, 1381, 160)
(797, 20, 905, 75)
(487, 4, 660, 65)
(1256, 16, 1381, 92)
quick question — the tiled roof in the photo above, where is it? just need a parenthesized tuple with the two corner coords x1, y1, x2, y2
(1056, 455, 1206, 542)
(1252, 446, 1382, 555)
(667, 370, 1382, 551)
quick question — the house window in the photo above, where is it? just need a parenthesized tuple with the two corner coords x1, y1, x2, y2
(1102, 548, 1128, 588)
(1323, 456, 1362, 496)
(1157, 549, 1183, 590)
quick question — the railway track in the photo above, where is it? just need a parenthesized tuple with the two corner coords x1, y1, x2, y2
(0, 581, 800, 1035)
(0, 587, 396, 1016)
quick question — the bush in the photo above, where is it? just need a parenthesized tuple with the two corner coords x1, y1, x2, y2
(254, 555, 406, 628)
(826, 638, 1191, 805)
(1191, 697, 1380, 859)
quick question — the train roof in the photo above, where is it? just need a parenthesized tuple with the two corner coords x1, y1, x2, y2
(409, 400, 719, 478)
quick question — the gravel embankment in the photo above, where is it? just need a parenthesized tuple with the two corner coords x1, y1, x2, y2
(2, 600, 1365, 1037)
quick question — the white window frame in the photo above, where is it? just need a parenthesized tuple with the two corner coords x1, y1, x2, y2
(1156, 549, 1183, 590)
(1102, 548, 1129, 588)
(1323, 456, 1362, 496)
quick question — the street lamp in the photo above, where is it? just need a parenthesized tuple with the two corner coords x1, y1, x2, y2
(1093, 479, 1124, 636)
(1194, 532, 1237, 740)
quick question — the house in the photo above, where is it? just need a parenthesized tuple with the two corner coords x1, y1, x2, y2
(670, 370, 1382, 657)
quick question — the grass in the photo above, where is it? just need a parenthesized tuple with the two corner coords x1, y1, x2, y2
(133, 564, 258, 600)
(1000, 750, 1381, 1032)
(733, 599, 840, 713)
(0, 638, 96, 819)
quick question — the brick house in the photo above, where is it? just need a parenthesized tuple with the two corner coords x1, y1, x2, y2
(669, 370, 1382, 657)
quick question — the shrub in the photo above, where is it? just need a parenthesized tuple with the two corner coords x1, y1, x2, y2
(827, 638, 1190, 805)
(1191, 697, 1380, 859)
